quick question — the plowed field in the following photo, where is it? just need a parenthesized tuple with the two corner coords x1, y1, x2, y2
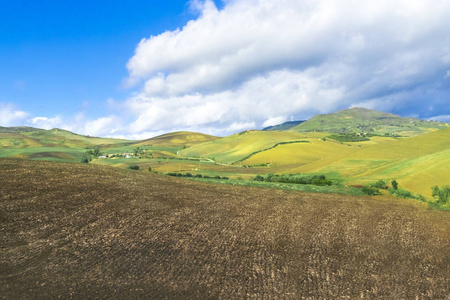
(1, 159, 449, 299)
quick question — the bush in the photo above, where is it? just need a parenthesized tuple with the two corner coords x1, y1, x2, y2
(128, 165, 139, 170)
(194, 174, 202, 178)
(371, 180, 388, 189)
(361, 186, 381, 196)
(391, 180, 398, 190)
(148, 166, 152, 172)
(432, 185, 450, 206)
(80, 155, 91, 164)
(253, 175, 264, 181)
(389, 188, 413, 199)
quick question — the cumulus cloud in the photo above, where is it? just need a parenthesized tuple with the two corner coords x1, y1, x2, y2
(83, 116, 121, 137)
(122, 0, 450, 136)
(0, 104, 29, 126)
(30, 116, 63, 129)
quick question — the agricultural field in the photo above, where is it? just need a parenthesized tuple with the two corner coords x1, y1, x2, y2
(1, 108, 449, 200)
(287, 128, 450, 197)
(179, 130, 323, 164)
(1, 159, 449, 298)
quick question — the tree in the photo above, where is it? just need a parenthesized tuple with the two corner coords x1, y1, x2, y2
(80, 155, 91, 164)
(432, 185, 450, 206)
(391, 180, 398, 190)
(133, 147, 143, 157)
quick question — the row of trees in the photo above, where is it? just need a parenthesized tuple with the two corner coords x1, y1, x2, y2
(253, 173, 332, 186)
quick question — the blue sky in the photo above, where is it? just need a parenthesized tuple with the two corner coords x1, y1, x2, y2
(1, 0, 450, 138)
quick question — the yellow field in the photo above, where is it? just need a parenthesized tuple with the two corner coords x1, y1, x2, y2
(180, 130, 325, 164)
(243, 138, 356, 166)
(134, 131, 219, 147)
(286, 128, 450, 197)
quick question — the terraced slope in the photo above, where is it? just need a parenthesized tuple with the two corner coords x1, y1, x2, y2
(1, 159, 449, 299)
(291, 107, 448, 135)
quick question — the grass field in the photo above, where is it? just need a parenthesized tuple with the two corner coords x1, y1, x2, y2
(1, 159, 449, 299)
(1, 123, 449, 199)
(179, 130, 324, 164)
(286, 128, 450, 197)
(131, 131, 219, 147)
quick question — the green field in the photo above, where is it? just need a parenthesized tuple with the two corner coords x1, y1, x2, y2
(1, 108, 449, 200)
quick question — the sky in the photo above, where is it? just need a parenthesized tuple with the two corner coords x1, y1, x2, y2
(1, 0, 450, 139)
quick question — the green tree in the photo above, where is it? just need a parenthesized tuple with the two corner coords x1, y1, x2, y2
(432, 186, 450, 206)
(80, 155, 91, 164)
(391, 180, 398, 190)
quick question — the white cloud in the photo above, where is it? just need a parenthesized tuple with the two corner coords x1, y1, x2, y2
(121, 0, 450, 135)
(83, 116, 121, 137)
(0, 104, 29, 126)
(262, 116, 287, 128)
(30, 116, 62, 129)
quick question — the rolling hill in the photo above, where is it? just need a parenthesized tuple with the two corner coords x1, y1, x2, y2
(290, 107, 447, 135)
(131, 131, 219, 147)
(285, 127, 450, 197)
(262, 120, 305, 131)
(179, 130, 322, 164)
(0, 127, 130, 162)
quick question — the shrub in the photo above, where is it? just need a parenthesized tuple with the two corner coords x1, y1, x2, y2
(253, 175, 264, 181)
(80, 155, 91, 164)
(372, 180, 388, 189)
(391, 180, 398, 190)
(194, 174, 202, 178)
(389, 188, 413, 199)
(361, 186, 381, 196)
(185, 173, 192, 177)
(432, 186, 450, 206)
(128, 165, 139, 170)
(148, 166, 152, 172)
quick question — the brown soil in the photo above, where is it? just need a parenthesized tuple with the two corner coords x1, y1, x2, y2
(1, 159, 449, 299)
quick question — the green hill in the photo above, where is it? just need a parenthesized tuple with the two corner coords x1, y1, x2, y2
(263, 121, 305, 131)
(0, 127, 130, 162)
(179, 130, 318, 164)
(132, 131, 219, 147)
(286, 127, 450, 197)
(291, 107, 448, 136)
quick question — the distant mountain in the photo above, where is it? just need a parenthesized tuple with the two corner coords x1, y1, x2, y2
(262, 121, 305, 131)
(290, 107, 448, 135)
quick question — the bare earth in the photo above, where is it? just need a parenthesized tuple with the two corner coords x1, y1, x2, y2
(1, 159, 449, 299)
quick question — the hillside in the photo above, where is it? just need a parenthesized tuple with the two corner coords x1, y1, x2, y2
(263, 120, 305, 131)
(132, 131, 219, 147)
(179, 130, 319, 164)
(0, 127, 130, 162)
(291, 107, 447, 135)
(286, 127, 450, 197)
(1, 159, 449, 298)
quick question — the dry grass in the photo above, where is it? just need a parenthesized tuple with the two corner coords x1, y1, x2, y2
(1, 159, 449, 299)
